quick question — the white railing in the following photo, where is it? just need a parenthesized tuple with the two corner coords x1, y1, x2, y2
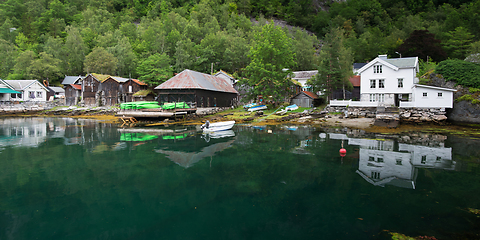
(399, 101, 415, 108)
(329, 100, 379, 107)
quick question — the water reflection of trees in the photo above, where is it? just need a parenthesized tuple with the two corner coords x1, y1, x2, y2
(0, 122, 479, 239)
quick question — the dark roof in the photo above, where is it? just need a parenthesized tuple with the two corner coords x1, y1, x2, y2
(349, 75, 361, 87)
(353, 63, 367, 69)
(62, 76, 83, 85)
(154, 69, 238, 94)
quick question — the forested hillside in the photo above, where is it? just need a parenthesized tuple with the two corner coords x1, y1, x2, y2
(0, 0, 479, 87)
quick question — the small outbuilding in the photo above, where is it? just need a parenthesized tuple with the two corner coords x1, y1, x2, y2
(154, 69, 238, 108)
(291, 91, 320, 108)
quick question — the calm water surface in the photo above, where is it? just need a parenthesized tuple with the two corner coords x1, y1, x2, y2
(1, 117, 480, 240)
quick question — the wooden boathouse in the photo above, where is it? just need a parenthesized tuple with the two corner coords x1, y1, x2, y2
(154, 69, 238, 108)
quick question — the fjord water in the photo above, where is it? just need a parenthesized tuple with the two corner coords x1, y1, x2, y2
(1, 118, 479, 240)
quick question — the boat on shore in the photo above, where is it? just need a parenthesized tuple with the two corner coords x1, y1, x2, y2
(285, 104, 298, 111)
(201, 120, 235, 132)
(248, 105, 267, 112)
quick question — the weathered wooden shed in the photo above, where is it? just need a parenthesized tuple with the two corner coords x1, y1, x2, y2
(82, 73, 108, 106)
(65, 84, 81, 106)
(291, 91, 319, 108)
(122, 79, 148, 102)
(154, 69, 238, 108)
(99, 76, 130, 106)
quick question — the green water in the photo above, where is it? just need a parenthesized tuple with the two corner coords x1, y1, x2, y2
(1, 117, 480, 240)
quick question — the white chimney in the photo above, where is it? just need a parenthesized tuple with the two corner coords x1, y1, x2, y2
(378, 54, 388, 60)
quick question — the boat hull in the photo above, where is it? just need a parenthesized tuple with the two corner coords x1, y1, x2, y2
(202, 121, 235, 132)
(248, 105, 267, 112)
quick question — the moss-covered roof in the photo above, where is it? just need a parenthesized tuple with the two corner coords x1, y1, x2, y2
(133, 89, 155, 96)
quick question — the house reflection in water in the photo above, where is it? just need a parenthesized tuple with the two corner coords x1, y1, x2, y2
(325, 133, 454, 189)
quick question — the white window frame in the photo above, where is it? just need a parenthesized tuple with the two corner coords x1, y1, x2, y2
(370, 79, 376, 88)
(369, 94, 376, 102)
(379, 79, 385, 88)
(378, 93, 385, 102)
(422, 92, 428, 97)
(398, 78, 403, 88)
(374, 65, 382, 73)
(437, 92, 443, 97)
(36, 91, 42, 98)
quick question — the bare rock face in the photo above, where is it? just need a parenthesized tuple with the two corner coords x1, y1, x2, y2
(447, 100, 480, 123)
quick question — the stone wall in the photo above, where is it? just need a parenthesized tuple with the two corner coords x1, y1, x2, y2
(324, 105, 448, 123)
(0, 100, 65, 114)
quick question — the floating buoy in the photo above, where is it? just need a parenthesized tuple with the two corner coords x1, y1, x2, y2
(339, 148, 347, 157)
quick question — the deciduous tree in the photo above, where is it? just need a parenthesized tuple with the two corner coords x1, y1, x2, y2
(84, 47, 117, 74)
(137, 53, 174, 86)
(244, 22, 296, 104)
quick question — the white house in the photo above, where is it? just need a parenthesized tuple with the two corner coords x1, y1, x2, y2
(214, 70, 237, 85)
(0, 79, 21, 101)
(330, 55, 456, 108)
(291, 70, 318, 91)
(0, 80, 50, 102)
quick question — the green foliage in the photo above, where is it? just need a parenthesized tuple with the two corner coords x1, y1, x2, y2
(456, 94, 475, 102)
(443, 27, 475, 59)
(84, 47, 118, 74)
(417, 58, 437, 77)
(308, 27, 353, 100)
(244, 22, 296, 104)
(137, 53, 173, 86)
(469, 87, 480, 93)
(435, 59, 480, 88)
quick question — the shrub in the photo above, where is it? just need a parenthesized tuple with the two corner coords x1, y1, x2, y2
(436, 59, 480, 88)
(456, 94, 475, 102)
(472, 99, 480, 104)
(469, 87, 480, 93)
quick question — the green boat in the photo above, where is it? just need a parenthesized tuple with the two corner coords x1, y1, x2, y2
(160, 102, 190, 110)
(120, 133, 159, 141)
(120, 101, 162, 110)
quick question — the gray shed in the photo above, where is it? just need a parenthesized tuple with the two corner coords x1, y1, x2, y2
(291, 91, 318, 108)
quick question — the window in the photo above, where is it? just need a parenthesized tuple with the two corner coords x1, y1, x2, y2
(374, 65, 382, 73)
(11, 93, 16, 98)
(379, 79, 385, 88)
(398, 78, 403, 88)
(378, 94, 385, 102)
(377, 157, 384, 163)
(423, 92, 428, 97)
(369, 156, 375, 161)
(369, 94, 376, 102)
(421, 155, 427, 164)
(371, 171, 380, 179)
(396, 159, 402, 165)
(438, 92, 443, 97)
(36, 92, 42, 98)
(370, 79, 376, 88)
(17, 93, 22, 98)
(436, 156, 442, 161)
(29, 91, 35, 99)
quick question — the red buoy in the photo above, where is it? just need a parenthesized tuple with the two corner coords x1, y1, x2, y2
(339, 148, 347, 157)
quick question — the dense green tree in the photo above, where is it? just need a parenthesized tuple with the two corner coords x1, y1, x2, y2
(292, 29, 318, 71)
(137, 53, 174, 86)
(27, 52, 62, 83)
(84, 47, 118, 74)
(443, 26, 475, 59)
(244, 22, 296, 104)
(63, 26, 87, 75)
(0, 39, 17, 78)
(174, 38, 197, 72)
(308, 28, 353, 100)
(9, 50, 36, 79)
(107, 36, 137, 77)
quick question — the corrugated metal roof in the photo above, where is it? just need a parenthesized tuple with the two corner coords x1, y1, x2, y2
(349, 75, 361, 87)
(49, 86, 65, 93)
(155, 69, 238, 94)
(107, 76, 130, 83)
(131, 79, 147, 86)
(302, 91, 318, 99)
(61, 76, 83, 85)
(70, 84, 81, 90)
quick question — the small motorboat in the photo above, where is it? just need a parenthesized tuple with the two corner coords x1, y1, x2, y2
(275, 109, 287, 115)
(248, 105, 267, 112)
(201, 120, 235, 132)
(243, 103, 257, 109)
(285, 104, 298, 111)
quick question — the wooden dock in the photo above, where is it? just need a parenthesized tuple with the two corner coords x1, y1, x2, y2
(116, 108, 196, 118)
